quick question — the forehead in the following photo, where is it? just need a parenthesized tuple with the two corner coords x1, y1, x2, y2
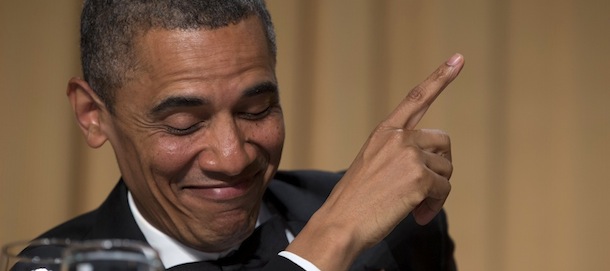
(133, 15, 274, 78)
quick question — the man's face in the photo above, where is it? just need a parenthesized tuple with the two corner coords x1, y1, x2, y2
(101, 16, 284, 252)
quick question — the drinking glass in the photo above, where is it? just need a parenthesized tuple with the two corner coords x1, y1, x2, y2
(60, 240, 162, 271)
(1, 239, 73, 271)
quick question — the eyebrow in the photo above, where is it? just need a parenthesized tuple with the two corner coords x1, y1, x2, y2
(150, 96, 207, 116)
(148, 81, 278, 116)
(242, 81, 278, 98)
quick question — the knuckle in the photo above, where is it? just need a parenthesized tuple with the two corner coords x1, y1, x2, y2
(406, 85, 427, 103)
(370, 125, 404, 143)
(409, 192, 427, 207)
(422, 129, 452, 154)
(446, 162, 454, 179)
(408, 161, 428, 182)
(374, 123, 401, 134)
(441, 135, 451, 150)
(425, 129, 451, 143)
(438, 130, 451, 144)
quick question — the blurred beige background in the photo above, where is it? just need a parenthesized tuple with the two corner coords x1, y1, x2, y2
(1, 0, 609, 270)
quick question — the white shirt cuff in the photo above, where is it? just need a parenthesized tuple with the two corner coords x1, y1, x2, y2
(278, 251, 321, 271)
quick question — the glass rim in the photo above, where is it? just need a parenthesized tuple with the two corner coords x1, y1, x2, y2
(65, 239, 159, 256)
(62, 239, 163, 269)
(1, 238, 74, 264)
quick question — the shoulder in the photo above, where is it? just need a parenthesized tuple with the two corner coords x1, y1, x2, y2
(36, 209, 99, 240)
(34, 180, 143, 242)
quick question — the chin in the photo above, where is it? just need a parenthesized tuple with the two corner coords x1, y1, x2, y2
(186, 208, 258, 252)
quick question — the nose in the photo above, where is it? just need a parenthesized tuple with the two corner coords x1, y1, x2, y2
(197, 115, 256, 177)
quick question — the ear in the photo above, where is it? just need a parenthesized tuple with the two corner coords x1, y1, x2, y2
(67, 77, 110, 148)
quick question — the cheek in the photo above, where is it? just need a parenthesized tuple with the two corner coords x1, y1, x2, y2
(149, 137, 200, 178)
(271, 123, 286, 153)
(251, 118, 285, 160)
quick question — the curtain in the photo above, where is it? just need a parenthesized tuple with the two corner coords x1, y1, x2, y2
(1, 1, 609, 270)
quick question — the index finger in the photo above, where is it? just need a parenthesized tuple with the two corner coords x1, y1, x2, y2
(384, 53, 464, 129)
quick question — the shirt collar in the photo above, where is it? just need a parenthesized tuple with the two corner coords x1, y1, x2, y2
(127, 192, 272, 269)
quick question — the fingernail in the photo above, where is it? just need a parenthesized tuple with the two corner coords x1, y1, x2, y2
(446, 53, 462, 66)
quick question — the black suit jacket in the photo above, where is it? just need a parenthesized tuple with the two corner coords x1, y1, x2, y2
(35, 170, 456, 271)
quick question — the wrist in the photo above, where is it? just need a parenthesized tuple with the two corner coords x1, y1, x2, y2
(286, 208, 364, 271)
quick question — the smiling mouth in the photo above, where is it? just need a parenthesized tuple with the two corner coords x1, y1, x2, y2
(182, 177, 257, 202)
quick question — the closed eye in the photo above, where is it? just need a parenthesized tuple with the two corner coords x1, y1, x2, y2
(239, 106, 273, 120)
(165, 122, 203, 136)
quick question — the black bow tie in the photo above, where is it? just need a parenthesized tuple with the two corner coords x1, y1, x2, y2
(166, 215, 289, 271)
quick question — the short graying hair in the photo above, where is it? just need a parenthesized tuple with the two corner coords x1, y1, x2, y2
(80, 0, 276, 113)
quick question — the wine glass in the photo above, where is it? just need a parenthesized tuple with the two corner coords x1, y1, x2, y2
(1, 239, 73, 271)
(60, 240, 162, 271)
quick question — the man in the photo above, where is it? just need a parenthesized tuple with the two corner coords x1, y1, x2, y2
(36, 0, 463, 270)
